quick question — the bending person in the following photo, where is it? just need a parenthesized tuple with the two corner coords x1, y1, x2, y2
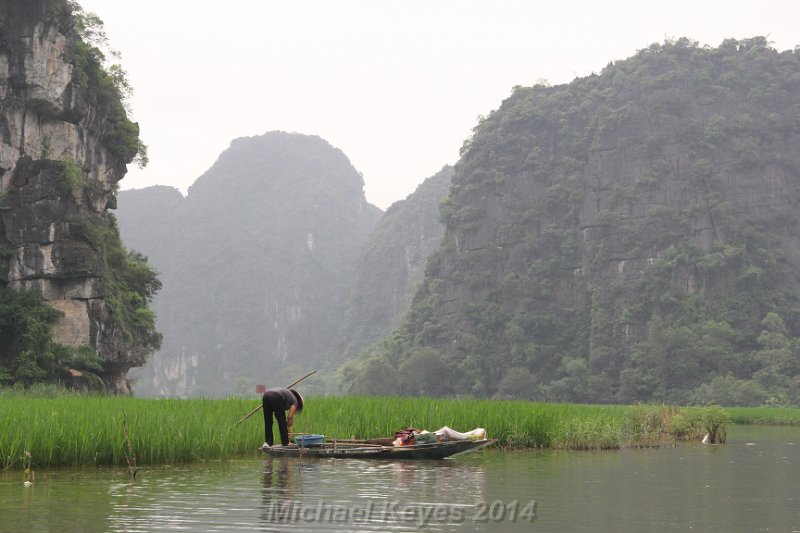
(262, 388, 303, 448)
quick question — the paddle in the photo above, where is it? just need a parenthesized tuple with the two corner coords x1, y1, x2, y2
(233, 370, 316, 426)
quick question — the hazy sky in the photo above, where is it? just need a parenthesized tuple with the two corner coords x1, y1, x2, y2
(77, 0, 799, 210)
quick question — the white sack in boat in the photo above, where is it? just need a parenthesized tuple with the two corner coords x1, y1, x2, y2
(434, 426, 486, 441)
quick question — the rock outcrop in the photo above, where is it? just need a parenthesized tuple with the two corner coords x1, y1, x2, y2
(0, 0, 150, 392)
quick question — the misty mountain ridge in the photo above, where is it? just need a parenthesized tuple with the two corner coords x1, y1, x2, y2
(118, 131, 382, 396)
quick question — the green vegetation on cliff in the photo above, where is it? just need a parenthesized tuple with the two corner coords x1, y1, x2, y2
(72, 212, 162, 353)
(347, 38, 800, 406)
(0, 288, 104, 388)
(68, 1, 147, 167)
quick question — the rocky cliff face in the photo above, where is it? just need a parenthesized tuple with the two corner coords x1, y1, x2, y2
(375, 38, 800, 402)
(117, 132, 381, 396)
(0, 0, 148, 392)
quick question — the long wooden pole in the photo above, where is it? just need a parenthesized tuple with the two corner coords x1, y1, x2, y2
(285, 370, 317, 390)
(234, 370, 316, 426)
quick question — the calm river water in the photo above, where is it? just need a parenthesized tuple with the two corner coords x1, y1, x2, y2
(1, 425, 798, 532)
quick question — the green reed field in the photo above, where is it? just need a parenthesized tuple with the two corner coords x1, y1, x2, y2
(0, 391, 735, 469)
(726, 406, 800, 425)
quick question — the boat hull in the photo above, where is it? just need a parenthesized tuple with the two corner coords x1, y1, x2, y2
(261, 439, 495, 459)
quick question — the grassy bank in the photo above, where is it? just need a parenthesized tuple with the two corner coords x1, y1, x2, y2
(726, 407, 800, 425)
(0, 395, 256, 470)
(1, 392, 730, 469)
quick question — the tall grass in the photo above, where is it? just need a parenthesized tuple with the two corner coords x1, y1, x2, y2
(726, 407, 800, 425)
(0, 395, 256, 469)
(305, 397, 632, 450)
(1, 392, 729, 469)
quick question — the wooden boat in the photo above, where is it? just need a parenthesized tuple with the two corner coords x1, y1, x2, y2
(261, 438, 496, 460)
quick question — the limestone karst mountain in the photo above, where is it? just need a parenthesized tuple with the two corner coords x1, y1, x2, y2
(347, 38, 800, 405)
(0, 0, 158, 392)
(117, 132, 381, 396)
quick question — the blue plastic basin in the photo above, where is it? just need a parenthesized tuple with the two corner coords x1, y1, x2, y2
(294, 434, 325, 447)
